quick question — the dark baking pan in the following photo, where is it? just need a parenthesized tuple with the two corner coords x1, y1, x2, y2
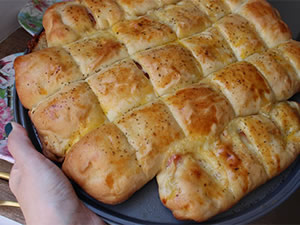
(13, 1, 300, 224)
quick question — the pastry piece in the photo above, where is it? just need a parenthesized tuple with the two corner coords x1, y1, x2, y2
(14, 47, 84, 109)
(227, 115, 294, 178)
(263, 102, 300, 138)
(112, 16, 176, 54)
(246, 52, 296, 101)
(163, 83, 235, 139)
(224, 0, 246, 11)
(181, 27, 236, 76)
(218, 119, 270, 196)
(155, 0, 180, 7)
(157, 152, 235, 222)
(43, 3, 80, 47)
(63, 123, 149, 204)
(261, 101, 300, 157)
(65, 32, 129, 76)
(206, 61, 275, 116)
(276, 40, 300, 79)
(117, 100, 184, 178)
(191, 0, 229, 22)
(238, 0, 291, 48)
(194, 139, 266, 201)
(266, 48, 300, 93)
(43, 2, 97, 46)
(116, 0, 159, 16)
(153, 1, 211, 39)
(215, 14, 266, 60)
(133, 43, 202, 96)
(30, 82, 107, 161)
(77, 0, 124, 29)
(87, 59, 155, 121)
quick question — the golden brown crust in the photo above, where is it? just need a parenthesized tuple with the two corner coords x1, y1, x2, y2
(29, 82, 107, 161)
(224, 0, 246, 11)
(65, 32, 129, 76)
(63, 123, 149, 204)
(220, 121, 269, 195)
(58, 3, 97, 34)
(238, 0, 292, 48)
(264, 102, 300, 137)
(181, 27, 236, 76)
(116, 0, 159, 16)
(15, 47, 84, 109)
(206, 62, 275, 116)
(112, 16, 176, 54)
(156, 0, 180, 7)
(191, 0, 229, 22)
(43, 3, 80, 47)
(77, 0, 124, 29)
(195, 140, 262, 200)
(261, 101, 300, 157)
(268, 48, 300, 93)
(153, 1, 211, 39)
(230, 115, 294, 178)
(133, 43, 202, 95)
(276, 40, 300, 79)
(215, 14, 266, 60)
(157, 153, 235, 222)
(227, 115, 295, 177)
(43, 2, 97, 47)
(163, 83, 235, 139)
(117, 100, 184, 178)
(87, 59, 155, 121)
(246, 52, 296, 101)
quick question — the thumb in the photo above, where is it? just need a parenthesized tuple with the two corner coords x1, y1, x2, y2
(7, 122, 43, 164)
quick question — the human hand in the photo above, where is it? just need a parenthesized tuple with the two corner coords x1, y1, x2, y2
(6, 122, 105, 225)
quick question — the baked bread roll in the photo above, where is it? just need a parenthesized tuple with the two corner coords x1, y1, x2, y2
(15, 47, 84, 109)
(112, 16, 177, 54)
(77, 0, 124, 29)
(157, 152, 236, 221)
(215, 13, 267, 60)
(191, 0, 230, 22)
(238, 0, 291, 48)
(162, 83, 235, 139)
(206, 61, 275, 116)
(87, 59, 155, 121)
(14, 0, 300, 222)
(181, 27, 236, 76)
(62, 123, 149, 204)
(43, 2, 97, 47)
(116, 100, 185, 179)
(152, 1, 211, 39)
(133, 43, 202, 95)
(29, 81, 107, 161)
(65, 32, 129, 76)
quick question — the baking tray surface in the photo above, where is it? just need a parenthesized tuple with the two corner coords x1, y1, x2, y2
(12, 87, 300, 224)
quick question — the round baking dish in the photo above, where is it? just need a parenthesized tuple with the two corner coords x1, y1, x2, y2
(13, 86, 300, 224)
(13, 1, 300, 223)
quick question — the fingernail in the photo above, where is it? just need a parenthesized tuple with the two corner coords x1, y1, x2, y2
(5, 123, 12, 136)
